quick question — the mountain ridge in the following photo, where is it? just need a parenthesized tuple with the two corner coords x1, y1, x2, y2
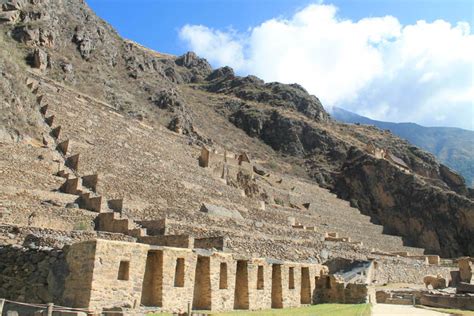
(332, 107, 474, 187)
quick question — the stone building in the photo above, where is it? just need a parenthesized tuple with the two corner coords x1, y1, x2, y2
(58, 239, 331, 313)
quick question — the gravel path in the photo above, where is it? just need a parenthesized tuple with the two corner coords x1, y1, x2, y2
(372, 304, 449, 316)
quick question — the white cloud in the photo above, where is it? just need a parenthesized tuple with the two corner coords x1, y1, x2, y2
(178, 4, 474, 130)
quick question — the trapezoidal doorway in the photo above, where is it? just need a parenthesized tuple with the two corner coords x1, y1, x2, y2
(141, 250, 163, 307)
(234, 260, 249, 309)
(271, 264, 283, 308)
(300, 267, 311, 304)
(193, 256, 212, 310)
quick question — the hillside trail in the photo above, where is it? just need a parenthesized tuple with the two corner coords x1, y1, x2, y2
(371, 304, 450, 316)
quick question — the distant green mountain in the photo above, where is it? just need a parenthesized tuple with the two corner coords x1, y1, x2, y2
(332, 107, 474, 187)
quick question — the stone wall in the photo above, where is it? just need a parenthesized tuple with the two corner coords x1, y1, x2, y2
(62, 240, 97, 308)
(195, 236, 227, 250)
(159, 247, 197, 313)
(138, 235, 194, 248)
(63, 240, 152, 310)
(207, 252, 236, 311)
(0, 225, 135, 248)
(247, 259, 272, 310)
(420, 293, 474, 310)
(373, 257, 456, 285)
(1, 238, 333, 313)
(136, 219, 168, 235)
(458, 257, 473, 283)
(313, 275, 369, 304)
(0, 244, 68, 304)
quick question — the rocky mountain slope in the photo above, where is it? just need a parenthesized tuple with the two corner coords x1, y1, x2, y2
(0, 0, 472, 258)
(332, 107, 474, 187)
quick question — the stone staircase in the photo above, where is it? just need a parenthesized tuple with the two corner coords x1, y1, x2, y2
(25, 78, 125, 215)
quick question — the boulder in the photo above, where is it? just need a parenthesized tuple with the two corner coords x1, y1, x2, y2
(253, 165, 268, 176)
(32, 48, 48, 70)
(207, 66, 235, 81)
(199, 203, 243, 219)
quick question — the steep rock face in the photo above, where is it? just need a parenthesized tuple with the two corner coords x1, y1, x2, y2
(334, 148, 474, 257)
(230, 108, 345, 159)
(206, 72, 329, 121)
(0, 30, 43, 142)
(1, 0, 213, 138)
(175, 51, 212, 82)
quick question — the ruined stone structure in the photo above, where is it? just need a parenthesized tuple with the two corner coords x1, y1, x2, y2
(1, 0, 473, 312)
(3, 238, 331, 313)
(365, 143, 410, 173)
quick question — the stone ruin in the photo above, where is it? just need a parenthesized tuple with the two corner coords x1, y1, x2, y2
(1, 76, 472, 314)
(365, 142, 410, 173)
(375, 257, 474, 310)
(0, 77, 374, 314)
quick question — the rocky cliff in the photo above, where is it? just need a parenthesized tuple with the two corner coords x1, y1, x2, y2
(0, 0, 472, 257)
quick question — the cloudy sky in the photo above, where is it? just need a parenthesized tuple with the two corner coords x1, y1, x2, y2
(90, 0, 473, 130)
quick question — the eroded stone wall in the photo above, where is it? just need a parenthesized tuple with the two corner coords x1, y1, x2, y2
(208, 252, 236, 311)
(314, 275, 369, 304)
(1, 238, 336, 313)
(89, 240, 149, 310)
(373, 258, 456, 285)
(0, 244, 68, 304)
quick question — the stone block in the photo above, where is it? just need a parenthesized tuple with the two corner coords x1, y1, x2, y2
(40, 104, 48, 115)
(420, 293, 474, 310)
(139, 235, 194, 248)
(195, 236, 227, 250)
(36, 95, 45, 104)
(199, 146, 210, 167)
(65, 154, 80, 171)
(199, 203, 243, 219)
(136, 218, 168, 235)
(426, 255, 440, 265)
(50, 126, 61, 139)
(458, 257, 473, 283)
(107, 199, 123, 212)
(56, 139, 69, 155)
(44, 115, 55, 127)
(87, 196, 102, 212)
(457, 282, 474, 294)
(33, 48, 48, 71)
(60, 177, 79, 194)
(82, 174, 99, 192)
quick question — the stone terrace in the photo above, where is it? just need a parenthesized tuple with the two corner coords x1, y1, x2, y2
(1, 75, 425, 263)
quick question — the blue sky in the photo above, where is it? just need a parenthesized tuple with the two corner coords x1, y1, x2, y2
(87, 0, 474, 130)
(88, 0, 473, 55)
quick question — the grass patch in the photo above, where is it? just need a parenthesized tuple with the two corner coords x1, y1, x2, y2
(73, 220, 91, 231)
(416, 305, 474, 316)
(209, 304, 371, 316)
